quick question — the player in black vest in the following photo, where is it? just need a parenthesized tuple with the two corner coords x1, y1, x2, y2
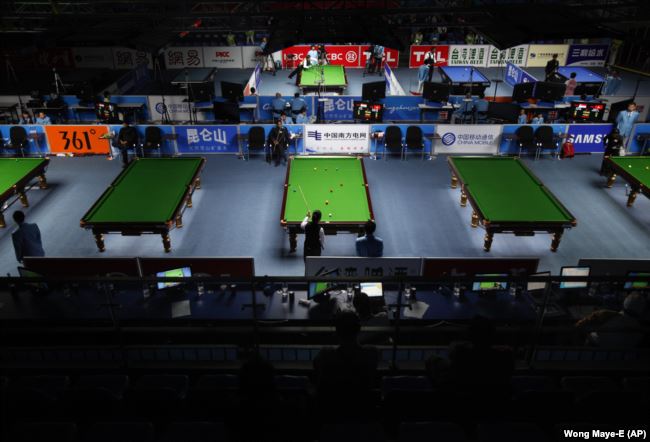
(301, 210, 324, 259)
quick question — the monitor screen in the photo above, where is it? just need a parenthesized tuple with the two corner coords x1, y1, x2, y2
(362, 81, 386, 101)
(18, 267, 48, 290)
(156, 267, 192, 290)
(624, 272, 650, 290)
(213, 101, 240, 123)
(472, 274, 508, 291)
(527, 271, 550, 292)
(569, 101, 605, 122)
(533, 82, 565, 101)
(512, 82, 534, 102)
(190, 83, 213, 102)
(360, 282, 383, 297)
(353, 101, 383, 122)
(559, 266, 590, 289)
(423, 82, 451, 102)
(221, 81, 244, 102)
(487, 102, 520, 123)
(308, 282, 331, 299)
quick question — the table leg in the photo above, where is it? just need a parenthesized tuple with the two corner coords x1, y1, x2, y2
(550, 231, 563, 252)
(38, 174, 48, 189)
(471, 211, 479, 228)
(18, 192, 29, 207)
(289, 232, 297, 253)
(162, 233, 172, 253)
(176, 215, 183, 228)
(451, 174, 458, 189)
(195, 177, 201, 189)
(186, 194, 193, 208)
(627, 191, 639, 207)
(606, 173, 617, 187)
(460, 190, 468, 207)
(483, 232, 494, 252)
(94, 233, 105, 252)
(0, 212, 5, 228)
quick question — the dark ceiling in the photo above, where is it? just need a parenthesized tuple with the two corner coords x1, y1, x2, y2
(1, 0, 649, 51)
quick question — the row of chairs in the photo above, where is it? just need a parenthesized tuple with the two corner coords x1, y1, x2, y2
(0, 126, 29, 156)
(515, 125, 560, 160)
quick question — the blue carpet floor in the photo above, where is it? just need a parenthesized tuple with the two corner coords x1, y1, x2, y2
(1, 154, 648, 276)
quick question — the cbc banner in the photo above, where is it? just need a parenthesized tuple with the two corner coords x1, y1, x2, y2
(303, 124, 370, 154)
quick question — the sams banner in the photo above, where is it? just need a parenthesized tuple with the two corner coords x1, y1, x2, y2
(565, 123, 613, 153)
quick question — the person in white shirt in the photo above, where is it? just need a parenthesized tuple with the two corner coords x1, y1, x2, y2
(307, 45, 319, 63)
(300, 210, 325, 259)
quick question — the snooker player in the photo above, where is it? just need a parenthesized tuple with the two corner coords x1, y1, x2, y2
(301, 210, 325, 258)
(266, 119, 290, 166)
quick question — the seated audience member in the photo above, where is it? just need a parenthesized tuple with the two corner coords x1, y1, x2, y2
(19, 111, 33, 124)
(517, 109, 528, 124)
(356, 220, 384, 257)
(35, 111, 51, 125)
(353, 291, 389, 345)
(576, 292, 646, 348)
(271, 92, 287, 122)
(290, 92, 306, 120)
(116, 123, 138, 168)
(266, 119, 290, 166)
(313, 310, 379, 416)
(295, 108, 309, 124)
(531, 113, 544, 124)
(474, 93, 489, 122)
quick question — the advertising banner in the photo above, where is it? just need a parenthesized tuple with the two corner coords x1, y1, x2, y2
(175, 125, 240, 154)
(448, 45, 490, 67)
(72, 47, 115, 69)
(487, 45, 529, 67)
(305, 257, 423, 277)
(44, 125, 111, 155)
(281, 45, 398, 68)
(409, 45, 449, 67)
(565, 123, 613, 153)
(324, 45, 364, 67)
(303, 124, 369, 154)
(164, 47, 204, 68)
(147, 95, 192, 122)
(242, 46, 264, 69)
(566, 44, 609, 67)
(359, 45, 399, 68)
(321, 96, 358, 121)
(382, 97, 421, 121)
(202, 46, 244, 68)
(504, 62, 537, 86)
(434, 125, 501, 155)
(526, 44, 569, 67)
(112, 48, 153, 69)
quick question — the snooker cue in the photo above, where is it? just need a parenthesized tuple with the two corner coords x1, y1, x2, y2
(297, 185, 310, 211)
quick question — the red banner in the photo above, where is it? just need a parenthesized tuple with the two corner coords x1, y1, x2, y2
(281, 45, 398, 68)
(359, 45, 399, 68)
(409, 45, 449, 68)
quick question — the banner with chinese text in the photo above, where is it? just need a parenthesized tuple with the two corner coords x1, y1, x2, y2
(434, 125, 501, 155)
(175, 125, 240, 154)
(486, 45, 529, 67)
(526, 45, 569, 67)
(303, 124, 369, 154)
(164, 47, 205, 68)
(566, 44, 609, 67)
(448, 45, 491, 67)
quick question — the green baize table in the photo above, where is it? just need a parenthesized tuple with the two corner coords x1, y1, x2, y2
(298, 65, 348, 93)
(0, 158, 49, 228)
(605, 156, 650, 207)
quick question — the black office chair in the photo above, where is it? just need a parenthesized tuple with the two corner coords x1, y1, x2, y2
(140, 126, 163, 157)
(246, 126, 267, 161)
(404, 126, 425, 160)
(9, 126, 29, 157)
(515, 125, 536, 158)
(115, 126, 139, 163)
(534, 125, 559, 160)
(383, 125, 403, 161)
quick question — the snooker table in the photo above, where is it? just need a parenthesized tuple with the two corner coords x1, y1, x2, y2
(281, 156, 374, 252)
(447, 156, 576, 252)
(605, 156, 650, 207)
(298, 65, 348, 94)
(556, 67, 604, 95)
(0, 158, 49, 228)
(80, 157, 205, 253)
(439, 66, 491, 95)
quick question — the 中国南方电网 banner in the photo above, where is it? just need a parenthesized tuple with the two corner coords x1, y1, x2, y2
(303, 124, 369, 154)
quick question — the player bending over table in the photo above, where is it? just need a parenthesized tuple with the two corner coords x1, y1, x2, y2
(301, 210, 325, 258)
(266, 119, 290, 166)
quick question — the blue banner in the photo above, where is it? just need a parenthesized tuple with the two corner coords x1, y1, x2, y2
(628, 124, 650, 155)
(238, 124, 304, 154)
(505, 62, 537, 87)
(566, 44, 609, 67)
(499, 124, 567, 155)
(321, 96, 358, 121)
(565, 123, 613, 153)
(382, 97, 421, 122)
(175, 125, 239, 153)
(0, 125, 48, 155)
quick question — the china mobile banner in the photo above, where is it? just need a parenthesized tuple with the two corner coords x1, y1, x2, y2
(434, 125, 501, 155)
(303, 124, 370, 154)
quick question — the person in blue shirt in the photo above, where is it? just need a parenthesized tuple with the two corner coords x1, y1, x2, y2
(417, 60, 431, 95)
(290, 92, 306, 120)
(616, 102, 639, 145)
(19, 111, 33, 124)
(271, 93, 287, 122)
(369, 45, 384, 74)
(11, 210, 45, 263)
(307, 45, 319, 64)
(295, 109, 309, 124)
(356, 220, 383, 257)
(474, 93, 489, 122)
(35, 111, 51, 124)
(517, 109, 528, 125)
(602, 70, 622, 96)
(531, 114, 544, 124)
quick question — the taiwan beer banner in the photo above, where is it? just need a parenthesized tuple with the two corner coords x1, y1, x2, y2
(175, 125, 240, 154)
(44, 125, 111, 155)
(202, 47, 244, 68)
(409, 45, 449, 67)
(566, 44, 609, 67)
(487, 45, 529, 67)
(303, 124, 369, 154)
(526, 44, 569, 67)
(448, 45, 490, 67)
(434, 125, 501, 155)
(164, 47, 204, 68)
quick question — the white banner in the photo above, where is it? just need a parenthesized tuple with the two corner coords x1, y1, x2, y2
(164, 47, 204, 68)
(202, 46, 244, 68)
(434, 125, 501, 155)
(72, 47, 114, 69)
(487, 45, 529, 67)
(242, 46, 264, 69)
(147, 95, 211, 123)
(303, 124, 370, 154)
(448, 45, 490, 67)
(112, 48, 153, 69)
(526, 44, 569, 67)
(305, 257, 423, 277)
